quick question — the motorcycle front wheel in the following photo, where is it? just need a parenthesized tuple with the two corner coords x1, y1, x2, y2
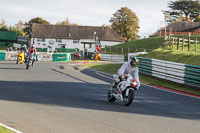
(16, 59, 19, 64)
(26, 61, 29, 70)
(123, 89, 134, 106)
(107, 90, 116, 102)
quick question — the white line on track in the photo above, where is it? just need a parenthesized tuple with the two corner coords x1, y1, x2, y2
(0, 123, 23, 133)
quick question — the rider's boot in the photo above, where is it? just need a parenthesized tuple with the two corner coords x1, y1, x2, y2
(110, 81, 118, 92)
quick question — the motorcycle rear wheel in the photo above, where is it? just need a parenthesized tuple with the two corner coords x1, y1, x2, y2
(123, 89, 134, 106)
(107, 90, 116, 102)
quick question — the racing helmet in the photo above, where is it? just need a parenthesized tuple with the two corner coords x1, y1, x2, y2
(22, 45, 27, 49)
(32, 44, 36, 48)
(130, 57, 139, 67)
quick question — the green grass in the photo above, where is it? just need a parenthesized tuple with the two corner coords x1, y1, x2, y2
(101, 35, 200, 65)
(82, 63, 200, 95)
(116, 36, 165, 50)
(140, 48, 200, 65)
(83, 63, 122, 74)
(0, 126, 15, 133)
(102, 36, 165, 54)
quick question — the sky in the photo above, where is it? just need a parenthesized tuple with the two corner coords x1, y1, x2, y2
(0, 0, 171, 38)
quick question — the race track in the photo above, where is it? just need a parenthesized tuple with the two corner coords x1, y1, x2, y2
(0, 61, 199, 133)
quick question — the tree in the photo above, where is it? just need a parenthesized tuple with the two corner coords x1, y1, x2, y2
(165, 0, 200, 22)
(0, 18, 7, 30)
(195, 15, 200, 22)
(110, 7, 140, 41)
(16, 20, 24, 29)
(56, 18, 79, 26)
(10, 27, 25, 37)
(23, 17, 50, 38)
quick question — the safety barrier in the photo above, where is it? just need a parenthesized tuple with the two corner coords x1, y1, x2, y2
(2, 52, 71, 62)
(101, 54, 124, 62)
(138, 57, 200, 88)
(37, 53, 52, 62)
(5, 52, 18, 61)
(0, 51, 5, 60)
(52, 53, 71, 62)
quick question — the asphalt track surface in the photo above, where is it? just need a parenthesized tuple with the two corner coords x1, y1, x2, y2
(0, 61, 199, 133)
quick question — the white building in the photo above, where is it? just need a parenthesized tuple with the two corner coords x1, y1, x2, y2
(31, 24, 121, 52)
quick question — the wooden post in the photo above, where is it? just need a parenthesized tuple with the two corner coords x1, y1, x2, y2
(110, 46, 111, 52)
(195, 37, 197, 53)
(188, 37, 190, 52)
(182, 37, 184, 51)
(172, 37, 174, 50)
(174, 37, 177, 50)
(116, 47, 117, 54)
(128, 48, 130, 53)
(121, 48, 123, 54)
(177, 37, 180, 50)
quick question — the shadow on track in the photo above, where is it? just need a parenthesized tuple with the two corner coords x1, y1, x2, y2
(0, 79, 199, 120)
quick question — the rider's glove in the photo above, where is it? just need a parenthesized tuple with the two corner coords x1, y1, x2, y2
(136, 81, 140, 90)
(115, 74, 122, 83)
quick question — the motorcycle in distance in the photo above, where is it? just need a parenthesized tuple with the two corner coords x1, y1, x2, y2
(72, 52, 81, 60)
(25, 53, 35, 70)
(107, 74, 139, 106)
(16, 51, 25, 64)
(91, 52, 101, 60)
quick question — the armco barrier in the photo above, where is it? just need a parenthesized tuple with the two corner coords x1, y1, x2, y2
(138, 57, 200, 88)
(101, 54, 124, 62)
(0, 51, 5, 60)
(52, 53, 71, 62)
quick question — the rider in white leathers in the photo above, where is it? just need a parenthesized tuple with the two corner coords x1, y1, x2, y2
(114, 57, 140, 89)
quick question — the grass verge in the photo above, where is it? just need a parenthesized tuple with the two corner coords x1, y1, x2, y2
(140, 48, 200, 65)
(0, 126, 15, 133)
(82, 63, 200, 96)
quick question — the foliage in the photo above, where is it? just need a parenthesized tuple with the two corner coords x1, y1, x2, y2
(16, 20, 24, 29)
(56, 18, 79, 26)
(0, 26, 8, 31)
(165, 0, 200, 22)
(110, 7, 140, 41)
(195, 15, 200, 22)
(10, 27, 25, 37)
(23, 17, 50, 38)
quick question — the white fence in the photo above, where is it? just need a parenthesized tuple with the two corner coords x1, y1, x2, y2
(138, 57, 200, 88)
(101, 54, 124, 62)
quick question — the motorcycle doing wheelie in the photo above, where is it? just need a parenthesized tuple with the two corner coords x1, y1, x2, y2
(25, 53, 35, 70)
(107, 74, 140, 106)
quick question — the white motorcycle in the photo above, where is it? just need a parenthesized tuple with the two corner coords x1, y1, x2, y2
(107, 74, 140, 106)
